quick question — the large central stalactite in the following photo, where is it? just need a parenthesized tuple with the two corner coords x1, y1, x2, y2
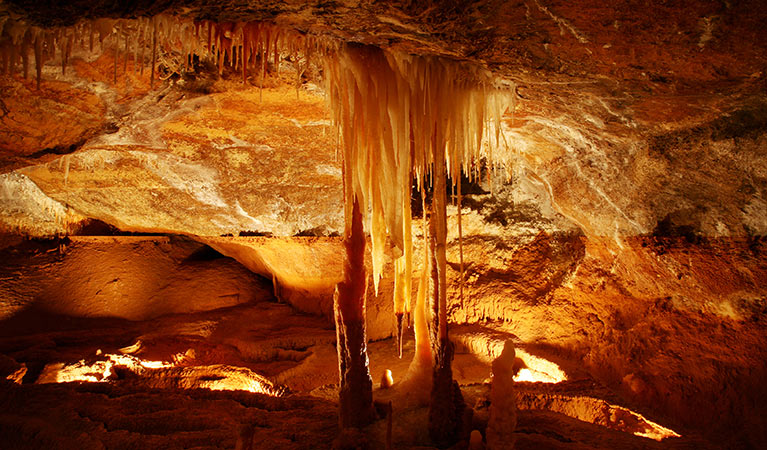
(325, 42, 511, 445)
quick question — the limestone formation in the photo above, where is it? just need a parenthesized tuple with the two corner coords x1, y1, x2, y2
(0, 1, 766, 449)
(486, 340, 517, 450)
(333, 198, 376, 429)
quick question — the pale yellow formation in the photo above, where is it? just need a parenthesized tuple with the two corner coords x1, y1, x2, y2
(324, 43, 511, 359)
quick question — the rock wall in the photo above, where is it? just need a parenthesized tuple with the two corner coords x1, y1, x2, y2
(0, 236, 273, 321)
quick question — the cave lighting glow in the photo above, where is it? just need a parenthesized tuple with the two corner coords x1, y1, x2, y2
(38, 352, 282, 396)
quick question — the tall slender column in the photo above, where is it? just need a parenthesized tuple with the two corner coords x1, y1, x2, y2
(334, 197, 376, 429)
(427, 150, 465, 447)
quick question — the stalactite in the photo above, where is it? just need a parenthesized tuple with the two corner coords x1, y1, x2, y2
(123, 27, 129, 75)
(44, 32, 54, 62)
(33, 33, 42, 90)
(241, 26, 248, 84)
(0, 45, 7, 75)
(113, 24, 119, 84)
(215, 24, 223, 74)
(325, 42, 509, 346)
(150, 17, 157, 89)
(133, 22, 139, 72)
(64, 32, 73, 76)
(93, 18, 113, 52)
(21, 28, 31, 79)
(273, 33, 280, 74)
(139, 20, 145, 76)
(206, 21, 212, 56)
(259, 39, 265, 101)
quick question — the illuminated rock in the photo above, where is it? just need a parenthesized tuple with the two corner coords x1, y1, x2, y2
(0, 353, 26, 384)
(201, 236, 396, 341)
(0, 235, 273, 321)
(0, 76, 106, 172)
(17, 83, 342, 238)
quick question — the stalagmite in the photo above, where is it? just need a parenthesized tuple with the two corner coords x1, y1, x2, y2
(381, 369, 394, 388)
(457, 176, 464, 309)
(486, 340, 517, 450)
(469, 430, 485, 450)
(333, 196, 376, 429)
(139, 20, 145, 75)
(399, 191, 435, 392)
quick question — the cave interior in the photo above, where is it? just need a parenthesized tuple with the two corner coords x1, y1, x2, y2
(0, 1, 766, 449)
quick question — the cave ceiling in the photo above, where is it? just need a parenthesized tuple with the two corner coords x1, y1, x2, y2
(1, 0, 766, 239)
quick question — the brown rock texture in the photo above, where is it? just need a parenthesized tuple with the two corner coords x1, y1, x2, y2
(16, 80, 342, 237)
(0, 76, 106, 172)
(0, 235, 274, 321)
(443, 231, 767, 446)
(201, 236, 397, 341)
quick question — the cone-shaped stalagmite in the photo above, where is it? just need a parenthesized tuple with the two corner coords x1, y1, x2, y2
(487, 340, 517, 450)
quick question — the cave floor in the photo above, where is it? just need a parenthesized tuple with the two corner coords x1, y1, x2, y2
(0, 294, 713, 449)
